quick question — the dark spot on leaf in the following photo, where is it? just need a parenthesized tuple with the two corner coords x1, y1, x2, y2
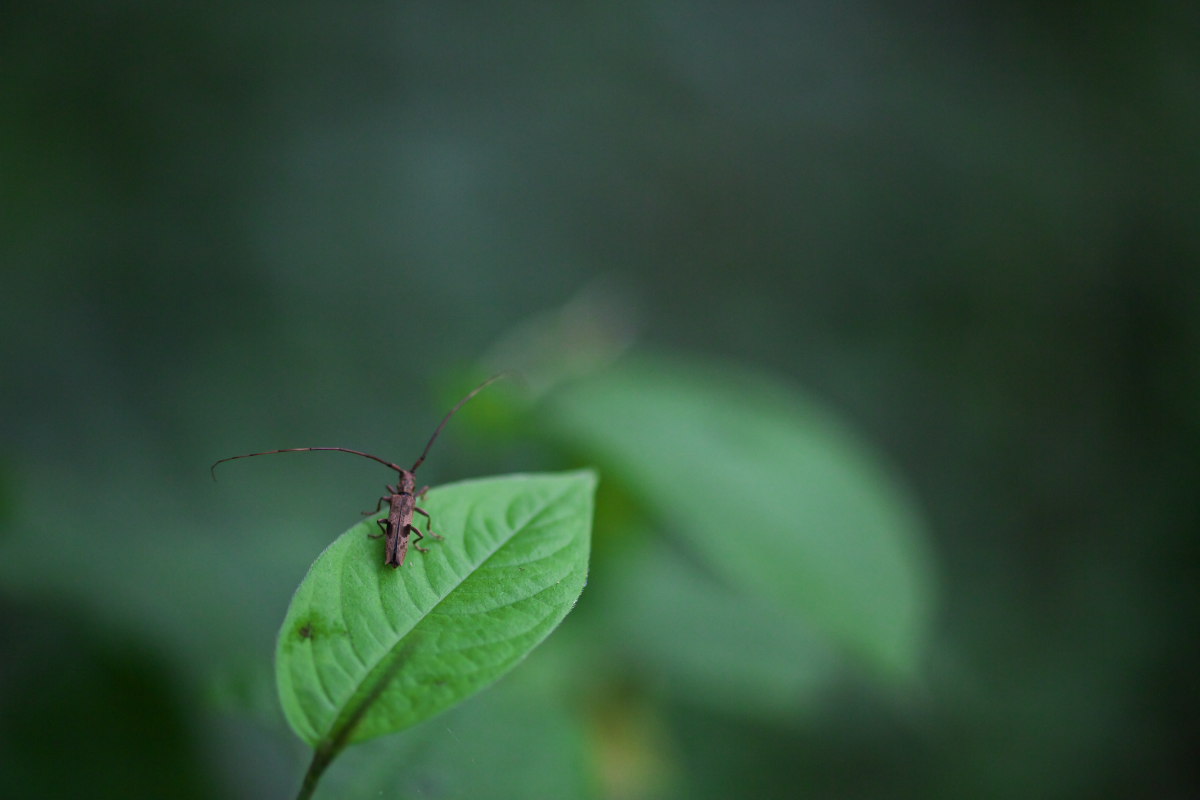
(298, 623, 313, 640)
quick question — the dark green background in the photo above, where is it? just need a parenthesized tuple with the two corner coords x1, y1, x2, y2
(2, 2, 1197, 798)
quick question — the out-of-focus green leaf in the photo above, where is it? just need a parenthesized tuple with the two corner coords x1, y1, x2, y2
(276, 470, 595, 749)
(544, 355, 935, 677)
(604, 537, 838, 717)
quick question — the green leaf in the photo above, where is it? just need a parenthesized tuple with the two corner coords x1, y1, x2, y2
(544, 356, 935, 678)
(315, 649, 592, 799)
(275, 470, 595, 750)
(605, 537, 838, 718)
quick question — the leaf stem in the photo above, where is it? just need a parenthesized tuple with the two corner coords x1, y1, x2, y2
(294, 745, 337, 800)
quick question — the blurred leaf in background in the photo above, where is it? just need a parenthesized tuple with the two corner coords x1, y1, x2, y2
(542, 354, 934, 679)
(0, 597, 221, 799)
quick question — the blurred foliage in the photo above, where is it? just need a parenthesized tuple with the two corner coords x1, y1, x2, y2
(2, 1, 1198, 798)
(540, 355, 933, 677)
(0, 596, 218, 799)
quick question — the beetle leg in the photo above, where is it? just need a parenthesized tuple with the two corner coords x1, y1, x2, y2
(415, 507, 443, 540)
(410, 524, 430, 553)
(368, 518, 388, 539)
(361, 494, 388, 516)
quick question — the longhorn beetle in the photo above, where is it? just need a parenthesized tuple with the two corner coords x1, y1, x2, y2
(211, 374, 505, 568)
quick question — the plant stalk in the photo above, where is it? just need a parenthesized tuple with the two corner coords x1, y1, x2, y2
(294, 745, 337, 800)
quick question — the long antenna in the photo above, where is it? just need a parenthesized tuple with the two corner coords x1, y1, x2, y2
(210, 447, 404, 481)
(411, 373, 507, 472)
